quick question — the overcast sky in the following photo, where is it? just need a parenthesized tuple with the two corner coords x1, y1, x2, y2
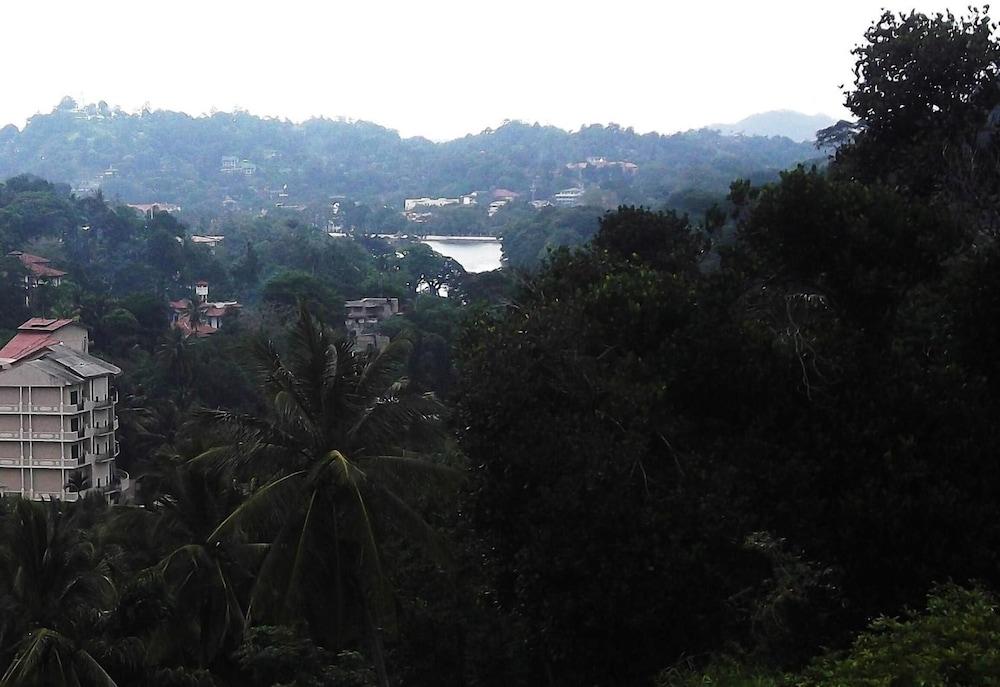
(3, 0, 901, 141)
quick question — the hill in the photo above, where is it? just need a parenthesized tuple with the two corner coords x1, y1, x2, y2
(0, 99, 821, 220)
(710, 109, 836, 142)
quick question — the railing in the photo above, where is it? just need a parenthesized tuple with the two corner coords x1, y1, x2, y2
(0, 457, 85, 468)
(0, 429, 90, 441)
(0, 402, 94, 414)
(93, 417, 118, 435)
(94, 392, 117, 408)
(104, 469, 130, 496)
(86, 448, 114, 463)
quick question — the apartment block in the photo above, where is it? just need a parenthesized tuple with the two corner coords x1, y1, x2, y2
(0, 319, 127, 502)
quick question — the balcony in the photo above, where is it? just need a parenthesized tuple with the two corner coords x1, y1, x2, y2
(0, 402, 94, 415)
(0, 429, 86, 441)
(86, 447, 115, 463)
(93, 417, 118, 436)
(104, 469, 130, 496)
(94, 391, 118, 409)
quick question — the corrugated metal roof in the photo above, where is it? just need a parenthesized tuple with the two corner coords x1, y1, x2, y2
(25, 357, 86, 384)
(44, 345, 121, 377)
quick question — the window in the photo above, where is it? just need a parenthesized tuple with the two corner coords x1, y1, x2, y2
(69, 390, 79, 405)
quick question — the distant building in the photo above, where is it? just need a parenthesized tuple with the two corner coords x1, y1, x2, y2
(552, 187, 585, 207)
(128, 203, 182, 218)
(0, 318, 127, 503)
(530, 200, 553, 209)
(492, 188, 519, 201)
(404, 197, 462, 212)
(9, 251, 67, 289)
(488, 198, 512, 217)
(169, 282, 242, 338)
(190, 235, 225, 249)
(221, 157, 256, 175)
(566, 158, 639, 175)
(345, 298, 399, 352)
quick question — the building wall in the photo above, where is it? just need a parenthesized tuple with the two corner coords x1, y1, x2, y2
(93, 376, 109, 400)
(32, 415, 61, 432)
(32, 388, 60, 406)
(33, 469, 63, 493)
(33, 443, 61, 460)
(0, 468, 22, 491)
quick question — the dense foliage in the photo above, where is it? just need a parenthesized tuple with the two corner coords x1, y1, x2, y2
(0, 7, 997, 686)
(0, 104, 818, 220)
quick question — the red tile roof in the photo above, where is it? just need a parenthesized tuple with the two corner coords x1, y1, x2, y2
(19, 318, 76, 332)
(9, 251, 68, 279)
(0, 320, 81, 362)
(0, 332, 57, 362)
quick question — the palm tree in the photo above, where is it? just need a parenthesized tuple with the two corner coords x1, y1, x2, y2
(0, 497, 118, 686)
(195, 305, 456, 685)
(110, 459, 255, 670)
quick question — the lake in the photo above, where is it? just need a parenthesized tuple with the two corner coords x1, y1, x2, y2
(421, 236, 503, 273)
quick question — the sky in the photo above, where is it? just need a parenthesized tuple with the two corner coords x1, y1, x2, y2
(2, 0, 901, 141)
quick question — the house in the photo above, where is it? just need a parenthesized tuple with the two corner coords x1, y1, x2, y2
(488, 198, 511, 217)
(9, 251, 68, 288)
(169, 282, 242, 337)
(221, 157, 256, 176)
(0, 319, 127, 503)
(345, 298, 399, 352)
(492, 189, 519, 201)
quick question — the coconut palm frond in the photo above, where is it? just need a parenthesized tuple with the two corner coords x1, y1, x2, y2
(206, 471, 307, 544)
(1, 628, 116, 687)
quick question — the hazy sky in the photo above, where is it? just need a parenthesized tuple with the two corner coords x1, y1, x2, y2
(4, 0, 900, 141)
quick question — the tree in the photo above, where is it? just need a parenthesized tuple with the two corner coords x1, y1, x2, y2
(0, 498, 118, 686)
(260, 270, 341, 322)
(195, 306, 455, 685)
(837, 8, 1000, 229)
(456, 212, 763, 685)
(397, 243, 465, 296)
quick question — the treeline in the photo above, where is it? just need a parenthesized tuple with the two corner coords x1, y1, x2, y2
(457, 8, 1000, 685)
(0, 102, 817, 218)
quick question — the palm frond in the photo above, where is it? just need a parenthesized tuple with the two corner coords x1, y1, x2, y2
(206, 471, 307, 544)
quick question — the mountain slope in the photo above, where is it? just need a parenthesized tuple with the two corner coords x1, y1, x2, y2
(0, 100, 821, 217)
(710, 110, 836, 142)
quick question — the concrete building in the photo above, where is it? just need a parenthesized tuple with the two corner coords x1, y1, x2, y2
(552, 187, 586, 207)
(403, 197, 461, 212)
(345, 298, 399, 352)
(0, 319, 127, 502)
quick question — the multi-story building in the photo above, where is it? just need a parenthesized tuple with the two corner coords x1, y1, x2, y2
(0, 318, 127, 502)
(345, 298, 399, 352)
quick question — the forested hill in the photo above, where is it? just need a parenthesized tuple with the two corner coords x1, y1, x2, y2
(0, 99, 819, 217)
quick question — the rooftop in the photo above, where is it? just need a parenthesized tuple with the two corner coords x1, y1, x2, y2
(0, 319, 83, 363)
(9, 251, 68, 279)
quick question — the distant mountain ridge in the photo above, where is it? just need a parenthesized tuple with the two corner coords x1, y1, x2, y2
(710, 110, 836, 142)
(0, 99, 821, 218)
